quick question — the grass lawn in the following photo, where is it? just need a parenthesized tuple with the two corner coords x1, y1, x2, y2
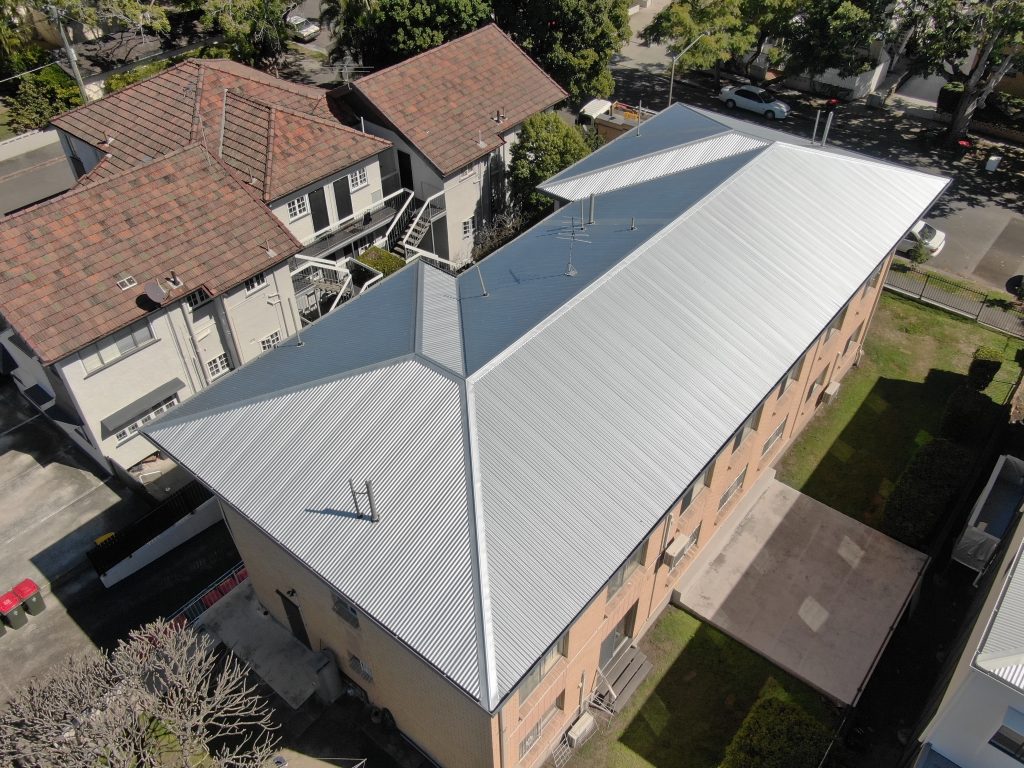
(574, 609, 837, 768)
(0, 105, 14, 142)
(775, 292, 1024, 527)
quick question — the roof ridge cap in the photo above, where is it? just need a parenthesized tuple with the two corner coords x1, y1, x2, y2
(189, 60, 206, 143)
(356, 23, 497, 86)
(201, 58, 328, 100)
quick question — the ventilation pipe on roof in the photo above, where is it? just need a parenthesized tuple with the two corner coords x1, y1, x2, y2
(476, 263, 489, 296)
(821, 111, 834, 147)
(349, 479, 379, 522)
(587, 193, 596, 225)
(630, 216, 636, 231)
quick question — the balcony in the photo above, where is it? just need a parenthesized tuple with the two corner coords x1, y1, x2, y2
(290, 255, 384, 327)
(300, 188, 407, 261)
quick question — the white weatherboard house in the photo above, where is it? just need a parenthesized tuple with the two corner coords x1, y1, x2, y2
(916, 504, 1024, 768)
(145, 104, 948, 768)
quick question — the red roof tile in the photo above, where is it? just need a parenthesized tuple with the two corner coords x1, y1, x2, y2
(51, 59, 388, 198)
(0, 145, 301, 364)
(347, 25, 567, 176)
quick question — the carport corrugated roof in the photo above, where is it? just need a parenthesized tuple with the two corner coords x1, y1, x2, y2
(146, 104, 949, 712)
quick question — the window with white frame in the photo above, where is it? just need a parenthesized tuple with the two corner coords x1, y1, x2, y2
(519, 634, 568, 703)
(287, 195, 309, 220)
(807, 365, 829, 402)
(761, 417, 788, 456)
(607, 541, 647, 600)
(244, 272, 266, 293)
(680, 522, 702, 557)
(206, 353, 231, 380)
(680, 468, 708, 512)
(348, 167, 368, 191)
(184, 288, 211, 310)
(518, 693, 565, 759)
(114, 395, 178, 443)
(462, 218, 475, 239)
(718, 465, 747, 511)
(260, 330, 281, 352)
(732, 403, 763, 453)
(778, 354, 804, 397)
(348, 654, 373, 682)
(80, 320, 154, 373)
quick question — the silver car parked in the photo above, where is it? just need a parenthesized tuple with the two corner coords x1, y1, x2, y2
(718, 85, 791, 120)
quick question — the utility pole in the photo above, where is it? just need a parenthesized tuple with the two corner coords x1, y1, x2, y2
(48, 5, 89, 104)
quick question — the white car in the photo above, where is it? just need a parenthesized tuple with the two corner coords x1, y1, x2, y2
(718, 85, 791, 120)
(287, 15, 321, 42)
(897, 220, 946, 256)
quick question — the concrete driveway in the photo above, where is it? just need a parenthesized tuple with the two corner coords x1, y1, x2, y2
(673, 474, 928, 706)
(0, 379, 241, 703)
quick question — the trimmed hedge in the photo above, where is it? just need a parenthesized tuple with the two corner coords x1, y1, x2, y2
(357, 246, 406, 278)
(969, 345, 1003, 390)
(881, 438, 970, 548)
(720, 697, 831, 768)
(939, 386, 997, 445)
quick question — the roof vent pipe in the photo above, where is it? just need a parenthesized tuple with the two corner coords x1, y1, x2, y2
(349, 479, 379, 522)
(821, 111, 834, 147)
(587, 193, 596, 225)
(630, 216, 636, 231)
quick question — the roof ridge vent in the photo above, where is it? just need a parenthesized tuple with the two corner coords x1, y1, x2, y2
(114, 271, 137, 291)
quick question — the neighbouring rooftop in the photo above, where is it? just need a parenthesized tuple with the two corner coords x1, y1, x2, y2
(145, 104, 950, 713)
(332, 24, 567, 176)
(0, 145, 301, 364)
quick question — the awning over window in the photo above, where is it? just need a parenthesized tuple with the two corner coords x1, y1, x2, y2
(101, 378, 184, 437)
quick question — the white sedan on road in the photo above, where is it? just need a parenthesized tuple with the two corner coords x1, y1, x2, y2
(897, 220, 947, 257)
(718, 85, 791, 120)
(287, 15, 321, 42)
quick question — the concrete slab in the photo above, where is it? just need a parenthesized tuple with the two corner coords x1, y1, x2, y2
(0, 131, 76, 215)
(198, 581, 320, 709)
(973, 218, 1024, 289)
(673, 479, 928, 705)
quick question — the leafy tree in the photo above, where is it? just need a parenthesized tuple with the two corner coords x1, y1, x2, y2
(334, 0, 491, 69)
(189, 0, 290, 67)
(509, 111, 590, 221)
(641, 0, 757, 85)
(44, 0, 170, 37)
(493, 0, 631, 103)
(5, 65, 82, 133)
(895, 0, 1024, 143)
(740, 0, 799, 76)
(782, 0, 882, 79)
(0, 620, 278, 767)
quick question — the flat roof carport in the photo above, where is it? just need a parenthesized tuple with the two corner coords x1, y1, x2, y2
(672, 474, 928, 706)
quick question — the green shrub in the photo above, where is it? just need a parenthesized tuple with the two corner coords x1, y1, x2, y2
(357, 246, 406, 277)
(105, 60, 173, 93)
(721, 697, 831, 768)
(882, 438, 971, 548)
(939, 386, 996, 444)
(909, 241, 931, 264)
(969, 345, 1004, 390)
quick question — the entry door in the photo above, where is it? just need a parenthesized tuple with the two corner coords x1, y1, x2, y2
(599, 602, 638, 670)
(397, 150, 414, 191)
(309, 187, 331, 233)
(276, 590, 311, 648)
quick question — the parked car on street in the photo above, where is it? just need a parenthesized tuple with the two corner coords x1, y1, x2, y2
(897, 220, 946, 256)
(287, 15, 321, 43)
(718, 85, 791, 120)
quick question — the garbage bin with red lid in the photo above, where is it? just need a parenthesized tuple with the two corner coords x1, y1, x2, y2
(0, 591, 27, 629)
(14, 579, 45, 616)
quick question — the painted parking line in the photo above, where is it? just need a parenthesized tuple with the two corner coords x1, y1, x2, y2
(0, 412, 40, 438)
(0, 477, 112, 551)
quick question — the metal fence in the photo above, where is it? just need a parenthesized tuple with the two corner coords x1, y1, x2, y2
(169, 561, 247, 627)
(885, 266, 1024, 339)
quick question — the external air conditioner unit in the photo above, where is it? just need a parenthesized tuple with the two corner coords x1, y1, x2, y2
(822, 381, 841, 404)
(567, 712, 596, 748)
(661, 537, 686, 570)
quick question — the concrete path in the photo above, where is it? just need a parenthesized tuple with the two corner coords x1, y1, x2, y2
(673, 479, 928, 705)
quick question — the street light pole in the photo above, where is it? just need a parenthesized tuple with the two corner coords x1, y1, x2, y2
(667, 31, 710, 109)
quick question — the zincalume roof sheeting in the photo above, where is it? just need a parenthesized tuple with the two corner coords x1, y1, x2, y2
(147, 104, 949, 711)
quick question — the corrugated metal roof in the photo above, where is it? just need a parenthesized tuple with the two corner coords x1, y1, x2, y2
(976, 539, 1024, 690)
(538, 132, 768, 200)
(418, 265, 465, 375)
(146, 104, 949, 712)
(149, 356, 485, 699)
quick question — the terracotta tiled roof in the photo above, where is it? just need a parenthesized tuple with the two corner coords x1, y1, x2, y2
(346, 24, 567, 176)
(218, 91, 392, 201)
(0, 145, 301, 364)
(51, 59, 388, 198)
